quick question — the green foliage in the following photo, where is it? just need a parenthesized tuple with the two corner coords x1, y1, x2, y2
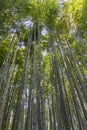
(15, 49, 25, 67)
(0, 35, 11, 67)
(0, 0, 87, 129)
(44, 0, 58, 29)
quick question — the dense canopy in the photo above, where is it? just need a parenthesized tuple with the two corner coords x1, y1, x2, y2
(0, 0, 87, 130)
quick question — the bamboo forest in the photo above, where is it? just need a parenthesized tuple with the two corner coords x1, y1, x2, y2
(0, 0, 87, 130)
